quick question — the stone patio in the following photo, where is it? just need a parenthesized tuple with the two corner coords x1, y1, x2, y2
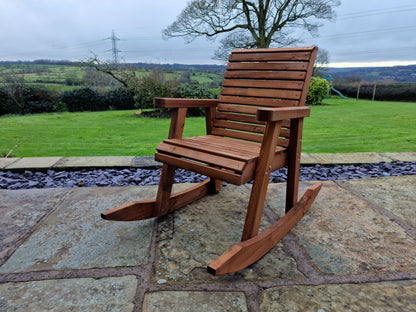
(1, 175, 415, 311)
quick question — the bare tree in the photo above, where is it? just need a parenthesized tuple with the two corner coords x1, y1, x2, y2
(83, 56, 138, 90)
(163, 0, 340, 59)
(313, 48, 330, 76)
(83, 56, 176, 109)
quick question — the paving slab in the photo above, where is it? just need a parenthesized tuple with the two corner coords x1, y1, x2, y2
(260, 280, 416, 312)
(0, 275, 137, 312)
(341, 175, 416, 228)
(0, 158, 20, 169)
(131, 156, 161, 168)
(312, 152, 391, 164)
(54, 156, 135, 168)
(143, 291, 248, 312)
(153, 184, 303, 284)
(5, 157, 62, 170)
(382, 151, 416, 162)
(0, 186, 156, 273)
(300, 153, 320, 165)
(266, 179, 416, 274)
(0, 188, 70, 265)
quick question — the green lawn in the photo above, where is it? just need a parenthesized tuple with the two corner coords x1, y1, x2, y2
(0, 97, 415, 157)
(304, 97, 415, 153)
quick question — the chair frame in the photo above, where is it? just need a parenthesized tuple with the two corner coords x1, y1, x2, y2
(102, 47, 322, 275)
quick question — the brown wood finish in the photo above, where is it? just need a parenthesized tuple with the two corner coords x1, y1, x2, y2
(219, 95, 299, 107)
(256, 107, 311, 122)
(222, 79, 304, 90)
(226, 61, 308, 71)
(154, 98, 218, 108)
(224, 71, 306, 80)
(208, 183, 322, 276)
(101, 179, 214, 221)
(101, 47, 320, 276)
(241, 120, 282, 241)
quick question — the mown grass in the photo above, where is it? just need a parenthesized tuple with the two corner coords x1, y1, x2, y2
(0, 97, 415, 157)
(0, 110, 206, 157)
(304, 97, 415, 153)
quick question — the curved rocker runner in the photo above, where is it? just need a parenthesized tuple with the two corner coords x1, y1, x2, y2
(101, 47, 322, 275)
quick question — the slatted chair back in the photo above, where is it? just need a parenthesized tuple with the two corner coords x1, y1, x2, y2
(211, 47, 318, 148)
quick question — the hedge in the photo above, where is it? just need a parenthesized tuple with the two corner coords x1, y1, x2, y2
(59, 87, 106, 112)
(333, 83, 416, 102)
(0, 85, 56, 115)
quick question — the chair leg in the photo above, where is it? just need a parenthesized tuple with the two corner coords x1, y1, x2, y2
(286, 156, 300, 213)
(155, 164, 177, 217)
(240, 172, 271, 242)
(286, 118, 303, 213)
(208, 178, 222, 194)
(241, 120, 282, 242)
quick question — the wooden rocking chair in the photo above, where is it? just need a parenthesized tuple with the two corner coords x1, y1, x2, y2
(101, 47, 322, 275)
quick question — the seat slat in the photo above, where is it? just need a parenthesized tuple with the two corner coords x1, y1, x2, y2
(155, 153, 244, 185)
(221, 87, 301, 100)
(181, 136, 264, 158)
(157, 142, 246, 172)
(183, 135, 263, 154)
(164, 136, 260, 160)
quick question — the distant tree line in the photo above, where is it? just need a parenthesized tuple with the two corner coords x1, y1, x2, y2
(0, 66, 219, 116)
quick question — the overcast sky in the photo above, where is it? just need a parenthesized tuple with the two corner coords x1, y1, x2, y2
(1, 0, 415, 67)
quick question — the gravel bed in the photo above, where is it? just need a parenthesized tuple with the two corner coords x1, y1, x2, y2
(0, 162, 415, 190)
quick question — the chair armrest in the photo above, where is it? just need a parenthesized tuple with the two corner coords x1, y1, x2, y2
(256, 107, 310, 122)
(154, 98, 219, 108)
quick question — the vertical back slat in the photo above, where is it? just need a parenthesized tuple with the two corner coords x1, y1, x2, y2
(213, 47, 318, 147)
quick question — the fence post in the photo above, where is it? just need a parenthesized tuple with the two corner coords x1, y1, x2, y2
(372, 83, 377, 101)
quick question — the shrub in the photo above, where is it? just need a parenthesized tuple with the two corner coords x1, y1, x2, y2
(0, 86, 15, 115)
(307, 77, 330, 105)
(135, 75, 174, 109)
(174, 82, 217, 116)
(175, 82, 217, 99)
(104, 88, 135, 110)
(59, 87, 106, 112)
(53, 101, 68, 112)
(24, 86, 56, 114)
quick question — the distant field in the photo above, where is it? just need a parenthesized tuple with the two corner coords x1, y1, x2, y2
(1, 97, 415, 157)
(0, 62, 224, 93)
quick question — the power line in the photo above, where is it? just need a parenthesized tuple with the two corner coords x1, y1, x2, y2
(307, 25, 416, 41)
(59, 39, 107, 50)
(338, 5, 416, 19)
(334, 46, 416, 57)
